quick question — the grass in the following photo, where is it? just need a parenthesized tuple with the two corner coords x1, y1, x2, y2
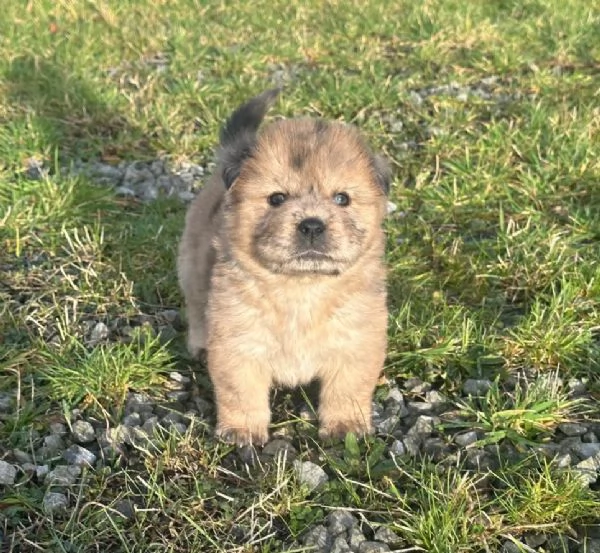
(1, 0, 599, 551)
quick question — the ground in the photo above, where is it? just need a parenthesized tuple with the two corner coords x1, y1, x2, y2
(0, 1, 599, 552)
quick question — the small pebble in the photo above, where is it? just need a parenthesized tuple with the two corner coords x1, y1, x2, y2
(90, 322, 109, 343)
(43, 492, 69, 513)
(123, 412, 142, 427)
(46, 465, 81, 486)
(462, 379, 492, 396)
(326, 510, 357, 536)
(302, 525, 331, 551)
(262, 439, 297, 460)
(294, 460, 329, 491)
(63, 444, 97, 467)
(455, 431, 479, 448)
(0, 460, 17, 485)
(330, 536, 351, 553)
(389, 440, 406, 457)
(558, 423, 588, 436)
(374, 526, 399, 544)
(71, 420, 96, 444)
(0, 392, 14, 412)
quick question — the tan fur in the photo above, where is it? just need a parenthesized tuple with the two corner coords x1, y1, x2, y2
(178, 101, 389, 446)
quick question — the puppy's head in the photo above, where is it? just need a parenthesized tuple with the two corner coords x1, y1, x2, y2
(220, 94, 390, 276)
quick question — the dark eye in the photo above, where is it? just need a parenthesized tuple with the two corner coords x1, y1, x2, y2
(268, 192, 287, 207)
(333, 192, 350, 206)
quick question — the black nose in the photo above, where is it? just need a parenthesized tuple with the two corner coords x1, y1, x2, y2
(298, 217, 326, 242)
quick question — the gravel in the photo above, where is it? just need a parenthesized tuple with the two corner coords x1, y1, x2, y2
(71, 420, 96, 444)
(294, 460, 329, 491)
(0, 460, 17, 485)
(43, 492, 69, 513)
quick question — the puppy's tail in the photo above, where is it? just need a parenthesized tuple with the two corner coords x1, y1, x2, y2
(219, 88, 281, 188)
(219, 88, 281, 148)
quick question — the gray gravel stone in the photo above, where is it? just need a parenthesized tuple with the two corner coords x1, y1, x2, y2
(12, 449, 32, 464)
(466, 449, 492, 470)
(404, 378, 431, 394)
(46, 465, 81, 486)
(377, 414, 400, 434)
(43, 492, 69, 513)
(169, 371, 191, 385)
(568, 378, 587, 395)
(524, 533, 546, 548)
(262, 439, 297, 460)
(90, 321, 109, 343)
(358, 542, 390, 553)
(572, 442, 600, 460)
(166, 390, 190, 402)
(91, 163, 123, 181)
(348, 527, 367, 550)
(63, 444, 97, 467)
(408, 415, 436, 436)
(294, 460, 329, 491)
(0, 391, 14, 412)
(142, 416, 160, 434)
(583, 432, 599, 443)
(423, 437, 449, 460)
(302, 524, 331, 552)
(389, 439, 406, 457)
(373, 526, 399, 544)
(403, 435, 421, 457)
(559, 423, 588, 436)
(327, 510, 357, 536)
(49, 422, 67, 435)
(115, 185, 136, 197)
(502, 541, 527, 553)
(40, 434, 65, 458)
(407, 401, 434, 414)
(71, 420, 95, 443)
(573, 452, 600, 486)
(555, 453, 572, 468)
(331, 536, 352, 553)
(455, 431, 479, 447)
(169, 422, 188, 435)
(0, 460, 17, 485)
(462, 379, 492, 396)
(122, 412, 142, 427)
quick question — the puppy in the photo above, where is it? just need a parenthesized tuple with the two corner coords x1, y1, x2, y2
(178, 89, 390, 446)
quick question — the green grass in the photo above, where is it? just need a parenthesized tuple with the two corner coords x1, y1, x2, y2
(1, 0, 599, 551)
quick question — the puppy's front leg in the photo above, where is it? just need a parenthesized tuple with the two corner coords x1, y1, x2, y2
(318, 360, 382, 440)
(209, 349, 271, 446)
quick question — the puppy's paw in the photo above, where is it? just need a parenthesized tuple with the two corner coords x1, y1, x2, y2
(215, 422, 269, 447)
(318, 419, 373, 442)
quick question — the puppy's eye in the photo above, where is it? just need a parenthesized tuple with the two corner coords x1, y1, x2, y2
(333, 192, 350, 206)
(268, 192, 287, 207)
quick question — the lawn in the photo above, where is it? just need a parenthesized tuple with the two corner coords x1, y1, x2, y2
(1, 1, 599, 552)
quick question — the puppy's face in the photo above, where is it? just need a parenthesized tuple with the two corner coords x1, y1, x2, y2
(224, 119, 389, 275)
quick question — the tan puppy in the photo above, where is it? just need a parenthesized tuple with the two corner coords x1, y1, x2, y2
(178, 89, 390, 446)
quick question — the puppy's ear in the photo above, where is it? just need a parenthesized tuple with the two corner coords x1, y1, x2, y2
(370, 154, 392, 195)
(219, 88, 281, 189)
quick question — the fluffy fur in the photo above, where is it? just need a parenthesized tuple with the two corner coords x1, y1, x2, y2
(178, 89, 390, 445)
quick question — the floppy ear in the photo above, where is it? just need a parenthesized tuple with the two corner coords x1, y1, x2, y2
(370, 154, 392, 195)
(218, 88, 281, 189)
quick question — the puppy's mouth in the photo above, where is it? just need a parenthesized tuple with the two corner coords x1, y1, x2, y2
(293, 249, 332, 261)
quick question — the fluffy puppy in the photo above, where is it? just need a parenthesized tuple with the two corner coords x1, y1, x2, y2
(178, 89, 390, 446)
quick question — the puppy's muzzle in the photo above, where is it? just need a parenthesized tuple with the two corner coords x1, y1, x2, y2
(297, 217, 326, 245)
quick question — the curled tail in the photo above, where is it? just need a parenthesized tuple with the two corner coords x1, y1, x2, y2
(219, 88, 281, 188)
